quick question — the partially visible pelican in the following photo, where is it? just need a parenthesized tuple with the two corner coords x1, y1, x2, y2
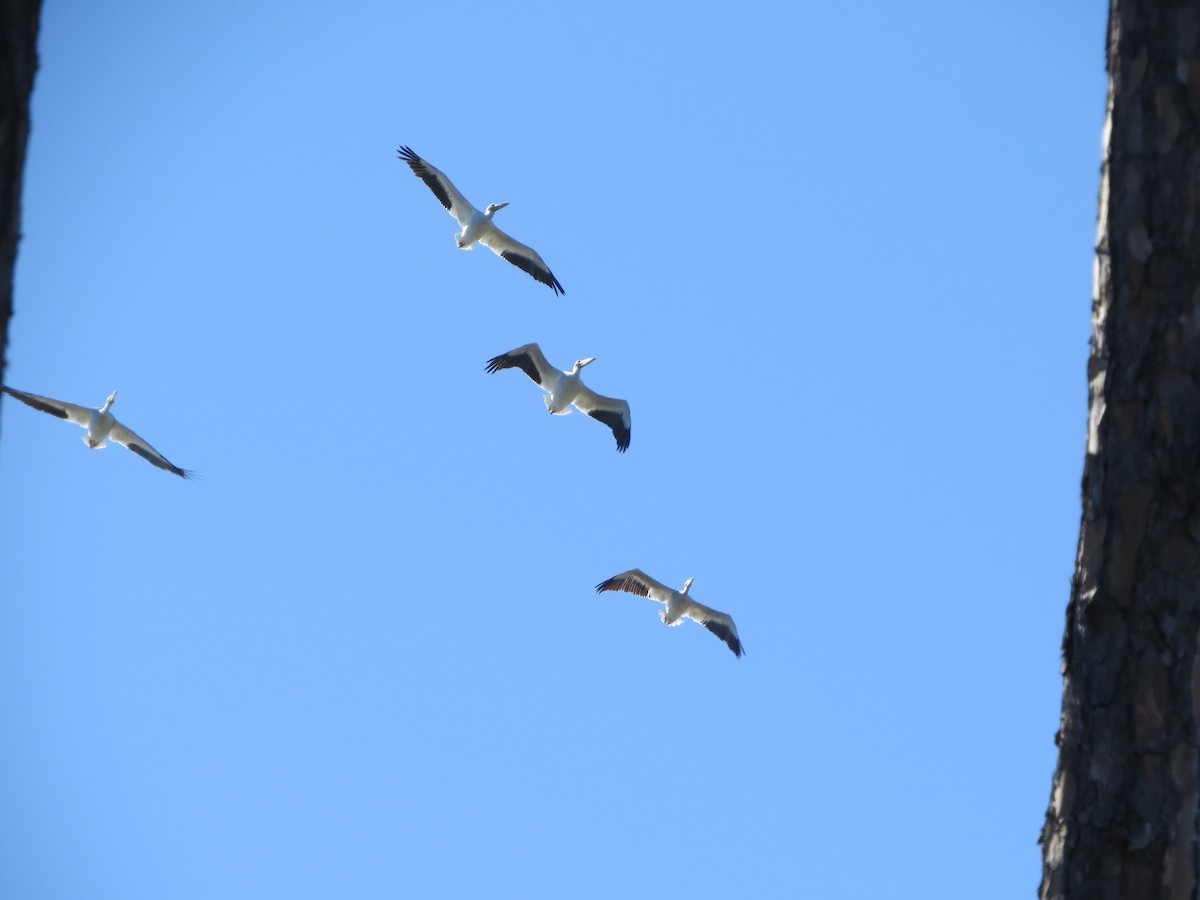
(485, 343, 630, 452)
(595, 569, 744, 658)
(1, 386, 195, 479)
(398, 146, 564, 295)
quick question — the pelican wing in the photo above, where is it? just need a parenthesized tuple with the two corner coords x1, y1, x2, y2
(397, 146, 479, 229)
(109, 422, 195, 479)
(478, 227, 565, 296)
(1, 385, 93, 426)
(572, 386, 630, 453)
(684, 601, 745, 658)
(485, 343, 560, 388)
(595, 568, 674, 604)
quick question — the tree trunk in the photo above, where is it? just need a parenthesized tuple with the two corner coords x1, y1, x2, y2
(0, 0, 41, 396)
(1040, 1, 1200, 897)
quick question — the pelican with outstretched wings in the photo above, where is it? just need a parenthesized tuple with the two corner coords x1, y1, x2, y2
(2, 386, 195, 479)
(398, 146, 564, 295)
(596, 569, 744, 657)
(485, 343, 630, 452)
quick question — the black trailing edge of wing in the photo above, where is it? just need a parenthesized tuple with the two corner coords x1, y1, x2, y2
(1, 387, 69, 419)
(586, 408, 630, 452)
(398, 146, 453, 213)
(485, 350, 543, 386)
(126, 442, 195, 480)
(702, 620, 744, 658)
(499, 250, 564, 296)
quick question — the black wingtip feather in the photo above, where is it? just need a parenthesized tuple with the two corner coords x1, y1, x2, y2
(499, 250, 564, 295)
(2, 386, 70, 419)
(485, 349, 543, 385)
(126, 442, 194, 479)
(397, 145, 453, 212)
(596, 574, 649, 598)
(701, 620, 744, 658)
(585, 408, 630, 452)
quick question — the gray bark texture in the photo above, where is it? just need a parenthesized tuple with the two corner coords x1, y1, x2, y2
(0, 0, 40, 395)
(1040, 1, 1200, 897)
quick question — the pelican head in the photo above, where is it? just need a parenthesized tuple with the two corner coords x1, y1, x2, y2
(102, 390, 118, 410)
(574, 357, 596, 372)
(485, 202, 510, 217)
(683, 577, 694, 594)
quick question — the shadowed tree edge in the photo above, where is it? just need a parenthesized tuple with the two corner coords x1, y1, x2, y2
(1040, 2, 1200, 897)
(0, 0, 43, 428)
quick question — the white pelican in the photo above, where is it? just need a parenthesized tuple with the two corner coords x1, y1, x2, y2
(595, 569, 744, 658)
(1, 386, 195, 479)
(485, 343, 630, 452)
(398, 145, 564, 295)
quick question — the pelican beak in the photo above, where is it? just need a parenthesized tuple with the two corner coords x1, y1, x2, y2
(579, 357, 596, 367)
(491, 202, 510, 212)
(107, 391, 118, 404)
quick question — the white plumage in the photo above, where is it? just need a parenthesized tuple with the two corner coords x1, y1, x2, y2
(596, 569, 744, 657)
(398, 146, 564, 295)
(485, 343, 631, 452)
(2, 386, 195, 479)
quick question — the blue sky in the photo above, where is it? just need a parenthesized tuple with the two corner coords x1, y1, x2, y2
(1, 1, 1104, 897)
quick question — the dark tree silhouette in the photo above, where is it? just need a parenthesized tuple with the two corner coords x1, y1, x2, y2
(1041, 2, 1200, 896)
(0, 0, 41, 395)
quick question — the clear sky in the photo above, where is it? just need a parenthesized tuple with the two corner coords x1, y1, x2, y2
(0, 2, 1104, 897)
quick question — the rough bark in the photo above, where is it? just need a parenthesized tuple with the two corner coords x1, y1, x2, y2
(0, 0, 41, 397)
(1040, 1, 1200, 897)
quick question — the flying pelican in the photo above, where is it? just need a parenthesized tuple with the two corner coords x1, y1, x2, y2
(595, 569, 744, 658)
(1, 386, 195, 479)
(397, 145, 564, 295)
(485, 343, 630, 452)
